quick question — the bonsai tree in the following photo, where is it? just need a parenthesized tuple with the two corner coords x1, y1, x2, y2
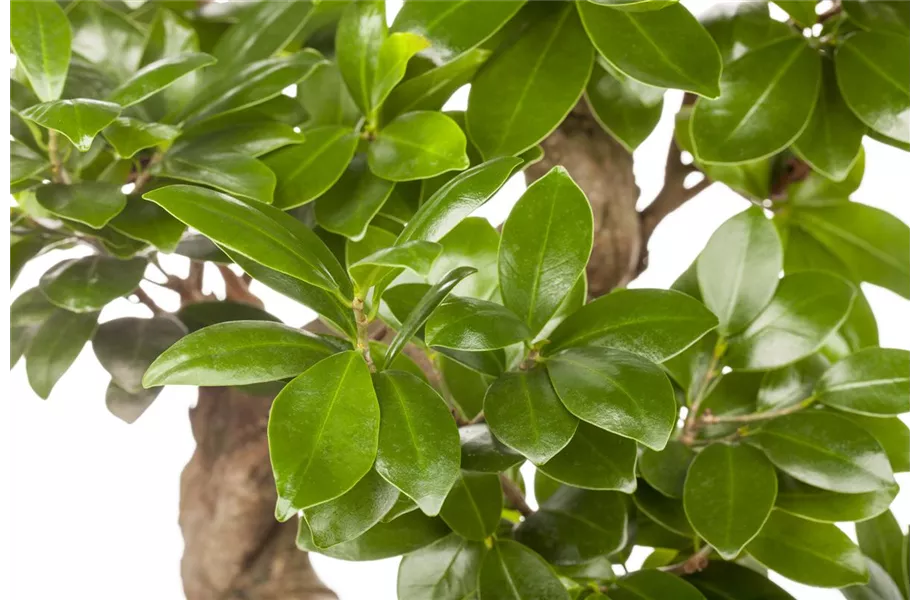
(10, 0, 910, 598)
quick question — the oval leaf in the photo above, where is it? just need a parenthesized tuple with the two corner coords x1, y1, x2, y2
(40, 256, 146, 313)
(426, 297, 530, 351)
(397, 533, 484, 600)
(10, 0, 71, 102)
(93, 316, 187, 394)
(814, 348, 909, 416)
(539, 422, 638, 492)
(478, 540, 568, 600)
(35, 182, 126, 229)
(368, 111, 470, 181)
(439, 471, 502, 541)
(21, 99, 121, 152)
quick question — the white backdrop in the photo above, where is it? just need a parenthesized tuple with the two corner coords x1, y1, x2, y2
(3, 2, 914, 598)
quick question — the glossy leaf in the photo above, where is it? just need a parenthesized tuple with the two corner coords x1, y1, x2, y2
(633, 481, 694, 537)
(638, 440, 695, 499)
(757, 354, 829, 412)
(840, 413, 909, 473)
(269, 352, 379, 512)
(264, 126, 359, 210)
(698, 207, 782, 334)
(610, 569, 706, 600)
(35, 182, 126, 229)
(384, 49, 491, 121)
(700, 2, 796, 63)
(108, 53, 215, 107)
(427, 217, 500, 300)
(546, 289, 718, 362)
(856, 510, 908, 598)
(843, 557, 907, 600)
(159, 150, 276, 204)
(372, 32, 430, 112)
(21, 99, 121, 152)
(690, 37, 820, 163)
(775, 473, 897, 524)
(843, 0, 909, 35)
(10, 0, 71, 102)
(687, 561, 796, 600)
(458, 424, 525, 473)
(814, 348, 909, 416)
(335, 0, 387, 117)
(468, 3, 593, 159)
(173, 122, 303, 158)
(725, 271, 856, 371)
(836, 32, 909, 144)
(746, 511, 869, 588)
(756, 411, 896, 493)
(10, 141, 48, 184)
(539, 423, 638, 492)
(483, 367, 577, 465)
(303, 470, 400, 549)
(25, 308, 98, 400)
(585, 60, 665, 152)
(368, 111, 469, 181)
(350, 241, 442, 293)
(298, 62, 361, 128)
(39, 256, 146, 313)
(477, 540, 568, 600)
(103, 118, 180, 159)
(93, 316, 186, 394)
(684, 443, 777, 559)
(315, 155, 396, 241)
(579, 1, 722, 98)
(373, 370, 461, 516)
(108, 196, 185, 253)
(426, 297, 530, 351)
(143, 321, 334, 388)
(397, 533, 484, 600)
(439, 471, 501, 541)
(547, 347, 676, 451)
(175, 301, 280, 333)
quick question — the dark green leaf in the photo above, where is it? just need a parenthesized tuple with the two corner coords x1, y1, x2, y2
(397, 533, 484, 600)
(373, 370, 461, 516)
(21, 99, 121, 152)
(25, 308, 98, 400)
(103, 118, 180, 159)
(350, 241, 442, 294)
(579, 1, 722, 98)
(468, 3, 593, 158)
(439, 471, 502, 541)
(477, 540, 568, 600)
(483, 367, 577, 465)
(756, 411, 896, 493)
(269, 351, 379, 512)
(633, 480, 694, 537)
(746, 510, 869, 587)
(10, 236, 47, 287)
(39, 256, 146, 313)
(35, 182, 126, 229)
(775, 472, 897, 523)
(426, 297, 530, 351)
(159, 150, 276, 204)
(368, 111, 470, 181)
(175, 301, 280, 333)
(105, 380, 161, 425)
(315, 154, 396, 241)
(787, 146, 866, 206)
(638, 440, 695, 499)
(687, 561, 796, 600)
(757, 354, 829, 411)
(426, 217, 500, 301)
(857, 510, 908, 598)
(696, 371, 764, 439)
(585, 60, 665, 152)
(93, 316, 186, 394)
(609, 569, 706, 600)
(814, 348, 909, 416)
(701, 2, 796, 63)
(539, 423, 637, 492)
(459, 424, 525, 473)
(108, 52, 215, 107)
(303, 469, 400, 549)
(690, 37, 820, 163)
(10, 0, 71, 102)
(109, 196, 186, 253)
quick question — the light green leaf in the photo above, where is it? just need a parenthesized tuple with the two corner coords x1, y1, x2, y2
(35, 182, 126, 229)
(439, 471, 502, 541)
(775, 473, 898, 524)
(585, 59, 665, 152)
(159, 150, 276, 204)
(814, 348, 909, 416)
(397, 533, 484, 600)
(10, 141, 48, 184)
(103, 117, 180, 159)
(427, 217, 500, 301)
(39, 256, 146, 313)
(368, 111, 469, 181)
(303, 469, 400, 549)
(477, 540, 568, 600)
(21, 99, 121, 152)
(10, 0, 71, 102)
(108, 52, 215, 107)
(25, 308, 98, 400)
(335, 0, 387, 117)
(539, 423, 638, 492)
(350, 241, 442, 293)
(843, 557, 907, 600)
(172, 122, 303, 158)
(372, 32, 430, 111)
(298, 62, 361, 128)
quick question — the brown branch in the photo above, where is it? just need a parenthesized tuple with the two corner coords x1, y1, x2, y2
(132, 152, 162, 193)
(500, 473, 533, 517)
(700, 396, 815, 426)
(133, 287, 165, 316)
(218, 264, 264, 308)
(660, 546, 713, 575)
(47, 130, 71, 184)
(639, 140, 712, 244)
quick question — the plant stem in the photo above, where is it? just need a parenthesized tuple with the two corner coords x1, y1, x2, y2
(680, 338, 726, 445)
(353, 297, 375, 372)
(499, 473, 532, 517)
(660, 545, 712, 575)
(701, 396, 816, 426)
(133, 151, 162, 193)
(47, 130, 71, 184)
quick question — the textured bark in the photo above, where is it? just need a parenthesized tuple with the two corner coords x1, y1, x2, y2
(180, 385, 336, 600)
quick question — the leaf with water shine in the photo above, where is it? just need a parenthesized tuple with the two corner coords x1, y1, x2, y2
(21, 99, 121, 151)
(368, 111, 469, 181)
(426, 297, 530, 352)
(814, 348, 909, 416)
(159, 150, 276, 204)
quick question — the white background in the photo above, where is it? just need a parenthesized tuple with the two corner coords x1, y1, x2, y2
(3, 1, 915, 599)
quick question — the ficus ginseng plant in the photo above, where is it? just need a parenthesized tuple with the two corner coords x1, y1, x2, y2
(9, 0, 910, 599)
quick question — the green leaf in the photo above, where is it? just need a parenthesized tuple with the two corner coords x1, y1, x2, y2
(39, 256, 146, 313)
(143, 321, 334, 388)
(756, 411, 896, 493)
(483, 367, 577, 465)
(102, 118, 180, 159)
(757, 354, 829, 412)
(547, 347, 676, 451)
(579, 1, 722, 98)
(35, 182, 126, 229)
(335, 0, 387, 117)
(843, 557, 907, 600)
(698, 207, 783, 334)
(793, 60, 866, 181)
(264, 126, 359, 210)
(10, 236, 47, 288)
(10, 141, 48, 184)
(175, 301, 280, 333)
(373, 370, 461, 516)
(839, 413, 909, 473)
(790, 203, 909, 299)
(814, 348, 909, 416)
(724, 271, 856, 371)
(298, 62, 361, 128)
(25, 308, 98, 400)
(514, 485, 628, 565)
(383, 266, 477, 369)
(144, 185, 351, 300)
(159, 150, 276, 204)
(269, 351, 379, 512)
(633, 481, 694, 537)
(398, 156, 522, 243)
(546, 289, 718, 362)
(843, 0, 909, 35)
(426, 297, 530, 351)
(746, 511, 869, 588)
(93, 316, 186, 394)
(105, 381, 161, 425)
(690, 37, 820, 163)
(315, 155, 397, 241)
(684, 443, 777, 559)
(397, 533, 484, 600)
(459, 424, 525, 473)
(67, 1, 144, 80)
(787, 146, 867, 206)
(775, 473, 897, 524)
(775, 1, 818, 24)
(468, 3, 594, 158)
(638, 440, 695, 499)
(427, 217, 500, 301)
(350, 241, 442, 294)
(499, 167, 593, 336)
(585, 59, 665, 152)
(609, 569, 706, 600)
(372, 33, 430, 111)
(392, 0, 525, 66)
(478, 540, 568, 600)
(21, 99, 121, 152)
(10, 0, 71, 102)
(303, 469, 400, 549)
(836, 32, 909, 144)
(687, 561, 796, 600)
(108, 52, 215, 107)
(700, 2, 795, 63)
(539, 422, 637, 492)
(368, 111, 470, 181)
(439, 471, 502, 541)
(108, 196, 186, 253)
(857, 510, 908, 598)
(173, 122, 303, 158)
(297, 509, 450, 561)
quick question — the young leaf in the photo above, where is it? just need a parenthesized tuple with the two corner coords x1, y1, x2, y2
(93, 316, 187, 394)
(21, 99, 121, 152)
(159, 150, 277, 204)
(467, 3, 593, 158)
(108, 53, 216, 107)
(335, 0, 387, 116)
(483, 368, 578, 465)
(143, 321, 334, 388)
(547, 347, 676, 451)
(477, 540, 569, 600)
(426, 297, 530, 351)
(39, 256, 147, 313)
(315, 155, 397, 241)
(372, 33, 430, 111)
(684, 443, 777, 559)
(638, 440, 695, 499)
(539, 423, 638, 492)
(690, 37, 821, 163)
(303, 470, 401, 549)
(10, 0, 71, 102)
(373, 370, 461, 516)
(35, 182, 126, 229)
(856, 510, 908, 598)
(610, 569, 707, 600)
(499, 166, 593, 336)
(427, 217, 501, 300)
(263, 126, 360, 209)
(438, 471, 502, 541)
(578, 1, 722, 98)
(756, 411, 896, 493)
(745, 511, 869, 588)
(268, 352, 379, 512)
(775, 473, 898, 524)
(396, 533, 484, 600)
(368, 111, 470, 181)
(103, 118, 180, 159)
(25, 309, 99, 400)
(813, 348, 909, 416)
(585, 59, 665, 152)
(458, 424, 525, 473)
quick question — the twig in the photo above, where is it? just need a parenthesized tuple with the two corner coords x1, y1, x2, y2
(218, 264, 264, 307)
(660, 545, 712, 575)
(47, 130, 71, 184)
(133, 152, 162, 193)
(680, 339, 726, 445)
(500, 473, 533, 517)
(701, 396, 815, 426)
(640, 140, 712, 241)
(352, 297, 376, 372)
(133, 287, 165, 316)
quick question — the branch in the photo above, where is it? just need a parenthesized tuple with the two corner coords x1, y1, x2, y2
(680, 339, 726, 445)
(660, 545, 712, 575)
(218, 264, 264, 307)
(47, 130, 71, 184)
(500, 473, 533, 517)
(640, 140, 711, 243)
(700, 396, 815, 426)
(133, 287, 166, 316)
